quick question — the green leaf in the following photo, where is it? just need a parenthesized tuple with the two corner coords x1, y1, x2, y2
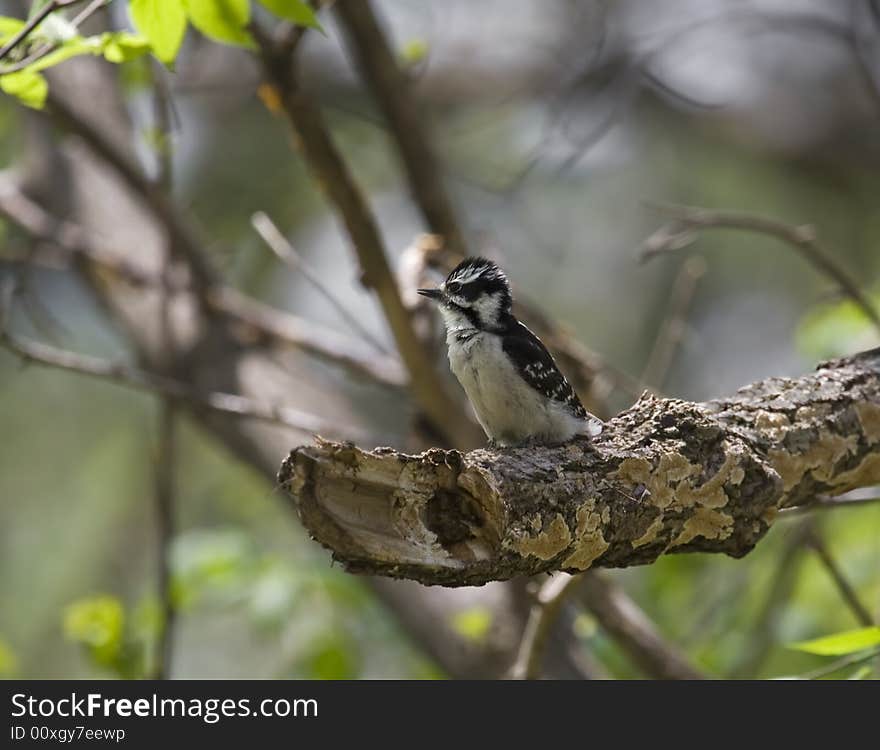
(101, 32, 151, 64)
(0, 16, 26, 40)
(129, 0, 187, 65)
(63, 595, 126, 667)
(789, 626, 880, 656)
(257, 0, 323, 32)
(0, 70, 47, 108)
(450, 606, 492, 642)
(184, 0, 253, 48)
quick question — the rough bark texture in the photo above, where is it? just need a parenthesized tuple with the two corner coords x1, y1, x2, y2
(280, 348, 880, 586)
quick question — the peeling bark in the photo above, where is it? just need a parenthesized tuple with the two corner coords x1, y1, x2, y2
(280, 349, 880, 586)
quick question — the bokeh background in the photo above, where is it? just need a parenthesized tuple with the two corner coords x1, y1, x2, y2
(1, 0, 879, 679)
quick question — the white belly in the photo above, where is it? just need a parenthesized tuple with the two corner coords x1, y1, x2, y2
(447, 331, 586, 445)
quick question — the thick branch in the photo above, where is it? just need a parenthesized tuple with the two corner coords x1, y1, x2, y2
(280, 349, 880, 586)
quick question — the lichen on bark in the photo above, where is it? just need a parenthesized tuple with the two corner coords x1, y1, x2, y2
(279, 348, 880, 586)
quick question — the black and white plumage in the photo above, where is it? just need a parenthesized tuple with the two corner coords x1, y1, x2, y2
(418, 257, 603, 446)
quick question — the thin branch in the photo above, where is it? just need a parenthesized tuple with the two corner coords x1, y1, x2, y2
(252, 23, 481, 448)
(251, 211, 390, 354)
(0, 0, 107, 75)
(0, 0, 85, 64)
(0, 314, 359, 440)
(577, 572, 706, 680)
(512, 573, 584, 679)
(639, 256, 706, 392)
(0, 176, 407, 387)
(804, 529, 874, 626)
(334, 0, 468, 255)
(642, 202, 880, 333)
(779, 493, 880, 517)
(151, 70, 177, 682)
(788, 645, 880, 680)
(152, 398, 177, 679)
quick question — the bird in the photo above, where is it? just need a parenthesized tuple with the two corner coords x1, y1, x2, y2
(418, 257, 603, 447)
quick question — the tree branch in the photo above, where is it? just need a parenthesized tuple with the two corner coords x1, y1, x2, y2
(511, 572, 583, 679)
(642, 202, 880, 333)
(576, 572, 706, 680)
(253, 24, 481, 447)
(0, 0, 85, 64)
(334, 0, 468, 255)
(0, 312, 359, 440)
(0, 176, 406, 388)
(279, 348, 880, 586)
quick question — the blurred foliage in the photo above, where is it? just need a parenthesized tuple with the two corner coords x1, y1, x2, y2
(0, 636, 18, 677)
(450, 607, 493, 643)
(796, 290, 880, 360)
(0, 0, 321, 108)
(63, 595, 145, 678)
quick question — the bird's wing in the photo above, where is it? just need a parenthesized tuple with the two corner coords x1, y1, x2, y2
(501, 323, 590, 419)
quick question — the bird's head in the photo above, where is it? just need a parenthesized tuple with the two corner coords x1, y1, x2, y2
(418, 257, 512, 331)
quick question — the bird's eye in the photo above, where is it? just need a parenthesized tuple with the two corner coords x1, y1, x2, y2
(446, 281, 461, 294)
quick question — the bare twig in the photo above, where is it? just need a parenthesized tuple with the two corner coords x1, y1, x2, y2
(0, 318, 358, 440)
(577, 572, 706, 680)
(0, 176, 407, 387)
(512, 573, 583, 679)
(251, 211, 389, 354)
(253, 23, 481, 447)
(787, 645, 880, 680)
(0, 0, 85, 64)
(779, 494, 880, 517)
(152, 398, 177, 679)
(0, 0, 107, 75)
(334, 0, 468, 255)
(640, 256, 706, 392)
(804, 529, 874, 626)
(642, 202, 880, 333)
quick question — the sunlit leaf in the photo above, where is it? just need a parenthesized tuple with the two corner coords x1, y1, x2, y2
(0, 71, 48, 109)
(102, 32, 151, 63)
(63, 595, 126, 666)
(789, 626, 880, 656)
(129, 0, 187, 65)
(184, 0, 253, 48)
(0, 16, 25, 39)
(257, 0, 323, 32)
(450, 606, 492, 642)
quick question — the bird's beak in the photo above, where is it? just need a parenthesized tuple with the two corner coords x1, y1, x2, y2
(417, 288, 442, 301)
